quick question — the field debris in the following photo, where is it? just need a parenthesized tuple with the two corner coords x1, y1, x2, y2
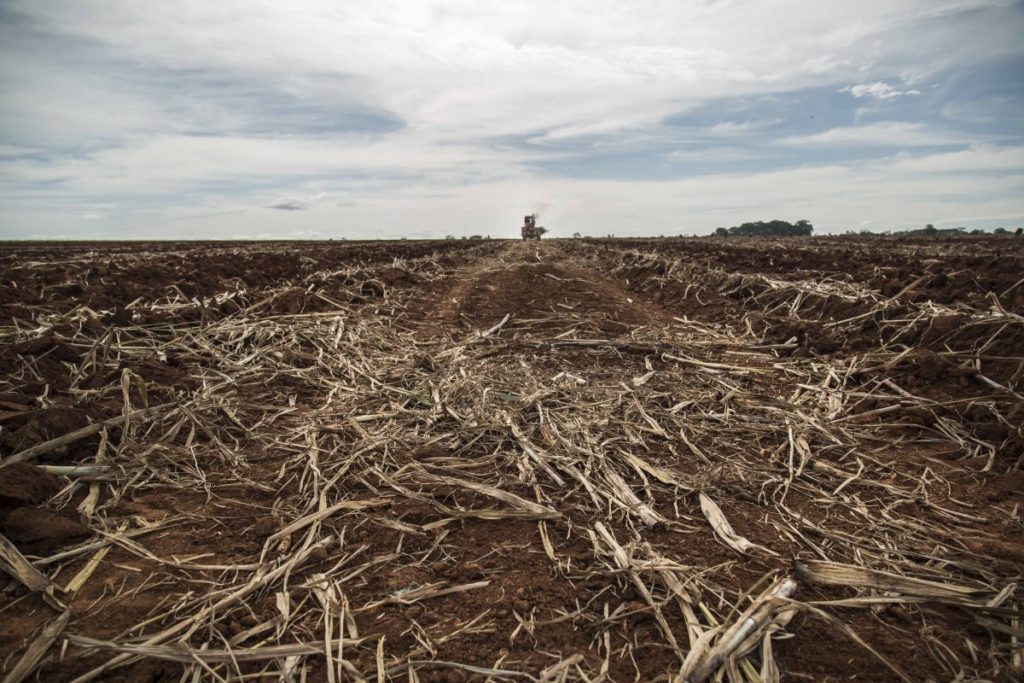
(0, 236, 1022, 681)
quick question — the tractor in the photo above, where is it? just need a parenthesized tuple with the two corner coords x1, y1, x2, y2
(521, 214, 545, 241)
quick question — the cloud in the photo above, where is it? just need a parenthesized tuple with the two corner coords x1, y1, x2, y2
(265, 197, 309, 211)
(265, 191, 331, 211)
(777, 122, 970, 147)
(0, 134, 546, 197)
(666, 147, 757, 163)
(705, 119, 783, 136)
(885, 144, 1024, 172)
(841, 81, 921, 100)
(5, 0, 1020, 144)
(7, 145, 1019, 239)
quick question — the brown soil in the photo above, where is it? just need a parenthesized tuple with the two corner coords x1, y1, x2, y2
(3, 507, 90, 555)
(0, 463, 60, 513)
(0, 236, 1021, 682)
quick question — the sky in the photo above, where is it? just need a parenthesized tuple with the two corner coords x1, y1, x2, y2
(1, 0, 1023, 239)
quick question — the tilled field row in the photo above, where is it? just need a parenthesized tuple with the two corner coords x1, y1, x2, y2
(0, 238, 1021, 682)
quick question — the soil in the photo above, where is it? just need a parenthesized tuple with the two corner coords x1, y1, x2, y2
(3, 507, 90, 555)
(0, 463, 60, 513)
(0, 236, 1021, 682)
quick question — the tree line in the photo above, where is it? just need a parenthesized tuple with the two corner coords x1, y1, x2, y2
(843, 224, 1023, 237)
(710, 221, 1022, 238)
(713, 219, 813, 237)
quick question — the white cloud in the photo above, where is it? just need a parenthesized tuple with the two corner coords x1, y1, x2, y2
(0, 134, 549, 195)
(841, 81, 921, 100)
(777, 122, 969, 147)
(5, 145, 1021, 239)
(885, 144, 1024, 172)
(666, 147, 757, 162)
(705, 119, 783, 136)
(6, 0, 1020, 143)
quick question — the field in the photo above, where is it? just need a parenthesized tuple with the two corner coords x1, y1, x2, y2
(1, 236, 1022, 682)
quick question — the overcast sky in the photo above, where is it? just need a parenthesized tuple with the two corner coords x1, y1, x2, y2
(1, 0, 1023, 239)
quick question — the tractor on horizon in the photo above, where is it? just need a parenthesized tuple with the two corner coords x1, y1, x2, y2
(521, 214, 546, 241)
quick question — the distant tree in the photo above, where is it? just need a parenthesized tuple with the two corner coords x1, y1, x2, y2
(895, 223, 984, 237)
(536, 227, 548, 237)
(469, 234, 483, 240)
(994, 227, 1008, 235)
(572, 232, 581, 239)
(725, 219, 812, 237)
(713, 227, 729, 237)
(445, 235, 455, 240)
(1016, 227, 1023, 236)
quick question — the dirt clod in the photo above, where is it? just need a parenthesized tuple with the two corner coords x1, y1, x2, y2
(3, 507, 90, 553)
(252, 515, 279, 537)
(0, 463, 60, 514)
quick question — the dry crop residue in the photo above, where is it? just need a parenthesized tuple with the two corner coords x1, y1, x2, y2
(0, 236, 1021, 682)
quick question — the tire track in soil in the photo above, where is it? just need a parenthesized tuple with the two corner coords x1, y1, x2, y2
(415, 241, 678, 342)
(373, 243, 765, 681)
(396, 244, 802, 679)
